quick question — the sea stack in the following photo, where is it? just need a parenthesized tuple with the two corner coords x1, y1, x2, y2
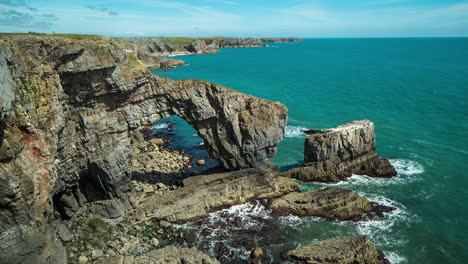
(283, 120, 397, 182)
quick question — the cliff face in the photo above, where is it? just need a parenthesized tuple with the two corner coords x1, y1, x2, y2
(283, 120, 396, 182)
(0, 35, 287, 264)
(116, 37, 303, 68)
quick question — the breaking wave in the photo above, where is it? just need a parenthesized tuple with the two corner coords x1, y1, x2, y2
(390, 159, 424, 175)
(285, 125, 309, 138)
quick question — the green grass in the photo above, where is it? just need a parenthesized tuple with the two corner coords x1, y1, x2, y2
(128, 53, 141, 66)
(0, 32, 102, 40)
(199, 37, 233, 44)
(163, 37, 197, 45)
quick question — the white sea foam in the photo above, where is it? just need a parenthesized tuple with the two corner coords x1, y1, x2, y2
(285, 125, 309, 138)
(354, 195, 418, 250)
(390, 159, 424, 175)
(385, 251, 407, 264)
(165, 53, 191, 57)
(278, 215, 303, 228)
(152, 123, 169, 130)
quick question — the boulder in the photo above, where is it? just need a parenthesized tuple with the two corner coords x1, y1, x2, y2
(282, 236, 389, 264)
(56, 224, 73, 242)
(251, 247, 265, 259)
(184, 231, 199, 243)
(283, 120, 396, 182)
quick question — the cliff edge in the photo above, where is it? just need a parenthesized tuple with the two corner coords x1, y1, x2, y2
(0, 34, 287, 264)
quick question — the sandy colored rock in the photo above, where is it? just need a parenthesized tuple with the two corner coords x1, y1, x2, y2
(283, 236, 388, 264)
(270, 187, 373, 220)
(134, 168, 300, 222)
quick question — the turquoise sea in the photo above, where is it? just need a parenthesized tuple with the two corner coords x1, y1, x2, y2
(151, 38, 468, 264)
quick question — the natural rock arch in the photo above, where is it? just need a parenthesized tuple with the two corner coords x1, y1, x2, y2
(123, 77, 288, 169)
(0, 34, 289, 264)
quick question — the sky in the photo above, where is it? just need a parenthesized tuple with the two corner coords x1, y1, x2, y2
(1, 0, 468, 37)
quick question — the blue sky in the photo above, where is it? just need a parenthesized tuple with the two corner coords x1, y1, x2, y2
(1, 0, 468, 37)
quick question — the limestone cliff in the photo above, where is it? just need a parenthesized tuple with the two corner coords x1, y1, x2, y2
(0, 34, 287, 264)
(283, 120, 396, 182)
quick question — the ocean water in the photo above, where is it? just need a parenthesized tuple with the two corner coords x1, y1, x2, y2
(151, 39, 468, 263)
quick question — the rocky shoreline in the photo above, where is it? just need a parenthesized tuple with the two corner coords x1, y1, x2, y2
(122, 37, 304, 68)
(1, 34, 396, 264)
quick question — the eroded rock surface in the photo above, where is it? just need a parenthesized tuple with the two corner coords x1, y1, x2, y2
(283, 120, 396, 182)
(283, 236, 390, 264)
(94, 246, 220, 264)
(0, 35, 287, 264)
(270, 187, 373, 220)
(133, 167, 300, 222)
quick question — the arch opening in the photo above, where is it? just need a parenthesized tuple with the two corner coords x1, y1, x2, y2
(130, 115, 219, 186)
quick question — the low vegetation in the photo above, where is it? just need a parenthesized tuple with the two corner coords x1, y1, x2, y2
(0, 32, 102, 40)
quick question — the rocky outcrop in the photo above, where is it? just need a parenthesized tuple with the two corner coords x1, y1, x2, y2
(0, 35, 287, 264)
(283, 120, 396, 182)
(282, 236, 390, 264)
(208, 38, 264, 48)
(121, 37, 219, 56)
(119, 37, 303, 68)
(133, 167, 300, 222)
(270, 187, 373, 220)
(270, 187, 393, 220)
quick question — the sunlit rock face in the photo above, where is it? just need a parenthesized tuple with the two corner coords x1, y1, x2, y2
(283, 120, 396, 182)
(0, 35, 287, 264)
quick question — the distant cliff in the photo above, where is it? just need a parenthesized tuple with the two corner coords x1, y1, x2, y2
(261, 38, 304, 43)
(119, 37, 303, 67)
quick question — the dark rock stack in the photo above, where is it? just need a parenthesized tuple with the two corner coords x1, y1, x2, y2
(283, 120, 397, 182)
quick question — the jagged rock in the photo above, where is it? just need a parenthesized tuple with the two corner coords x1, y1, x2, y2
(0, 35, 287, 263)
(134, 168, 299, 222)
(283, 120, 396, 182)
(270, 187, 374, 220)
(282, 236, 389, 264)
